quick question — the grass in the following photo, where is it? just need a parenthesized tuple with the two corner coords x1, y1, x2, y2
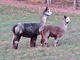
(0, 4, 80, 60)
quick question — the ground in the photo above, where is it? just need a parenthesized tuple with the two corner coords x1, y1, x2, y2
(0, 0, 80, 14)
(0, 0, 80, 60)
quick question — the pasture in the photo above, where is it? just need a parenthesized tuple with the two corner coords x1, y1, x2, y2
(0, 4, 80, 60)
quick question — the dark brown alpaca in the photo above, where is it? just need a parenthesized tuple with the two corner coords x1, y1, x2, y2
(40, 16, 70, 47)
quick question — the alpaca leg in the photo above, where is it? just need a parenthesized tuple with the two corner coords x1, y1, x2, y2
(44, 37, 49, 47)
(12, 34, 21, 49)
(30, 36, 37, 47)
(40, 31, 45, 47)
(41, 31, 49, 47)
(41, 36, 49, 47)
(54, 37, 58, 47)
(41, 38, 45, 47)
(41, 36, 45, 47)
(33, 36, 37, 47)
(44, 32, 50, 47)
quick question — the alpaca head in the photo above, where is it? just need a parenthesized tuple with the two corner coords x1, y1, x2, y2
(64, 16, 70, 24)
(43, 7, 52, 16)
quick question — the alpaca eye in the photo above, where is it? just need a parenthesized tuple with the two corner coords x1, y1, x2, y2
(66, 19, 68, 20)
(47, 11, 49, 12)
(67, 19, 69, 20)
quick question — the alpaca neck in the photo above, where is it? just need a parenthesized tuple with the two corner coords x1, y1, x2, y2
(60, 20, 68, 32)
(40, 15, 47, 26)
(39, 15, 47, 32)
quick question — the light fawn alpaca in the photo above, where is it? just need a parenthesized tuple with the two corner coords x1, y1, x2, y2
(40, 16, 70, 47)
(12, 7, 52, 49)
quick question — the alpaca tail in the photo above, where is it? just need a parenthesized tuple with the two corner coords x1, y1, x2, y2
(12, 24, 18, 34)
(12, 23, 23, 34)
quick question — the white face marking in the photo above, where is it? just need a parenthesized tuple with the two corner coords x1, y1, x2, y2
(66, 17, 70, 22)
(46, 9, 52, 16)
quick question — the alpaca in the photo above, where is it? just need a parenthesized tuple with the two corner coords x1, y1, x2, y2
(12, 7, 52, 49)
(40, 16, 70, 47)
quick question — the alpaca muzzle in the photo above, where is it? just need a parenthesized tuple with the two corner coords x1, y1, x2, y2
(66, 22, 69, 24)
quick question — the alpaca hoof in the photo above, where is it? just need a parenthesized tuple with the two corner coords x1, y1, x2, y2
(47, 45, 50, 47)
(54, 44, 58, 47)
(13, 45, 18, 49)
(30, 45, 36, 47)
(30, 45, 34, 47)
(30, 44, 36, 47)
(44, 43, 49, 47)
(41, 44, 44, 47)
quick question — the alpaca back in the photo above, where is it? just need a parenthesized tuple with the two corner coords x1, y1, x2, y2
(42, 25, 64, 37)
(23, 23, 41, 36)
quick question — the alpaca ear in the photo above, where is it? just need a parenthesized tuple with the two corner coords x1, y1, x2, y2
(43, 6, 49, 15)
(64, 16, 67, 19)
(45, 6, 48, 11)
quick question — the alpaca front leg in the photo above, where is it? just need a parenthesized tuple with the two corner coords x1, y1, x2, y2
(41, 37, 49, 47)
(30, 40, 36, 47)
(41, 37, 45, 47)
(40, 31, 45, 47)
(44, 37, 49, 47)
(54, 39, 58, 47)
(41, 36, 49, 47)
(41, 31, 49, 47)
(30, 36, 37, 47)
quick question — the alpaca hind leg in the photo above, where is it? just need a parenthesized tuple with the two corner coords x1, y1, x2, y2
(54, 37, 58, 47)
(12, 34, 21, 49)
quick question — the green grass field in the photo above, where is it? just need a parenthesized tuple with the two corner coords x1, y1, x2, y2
(0, 4, 80, 60)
